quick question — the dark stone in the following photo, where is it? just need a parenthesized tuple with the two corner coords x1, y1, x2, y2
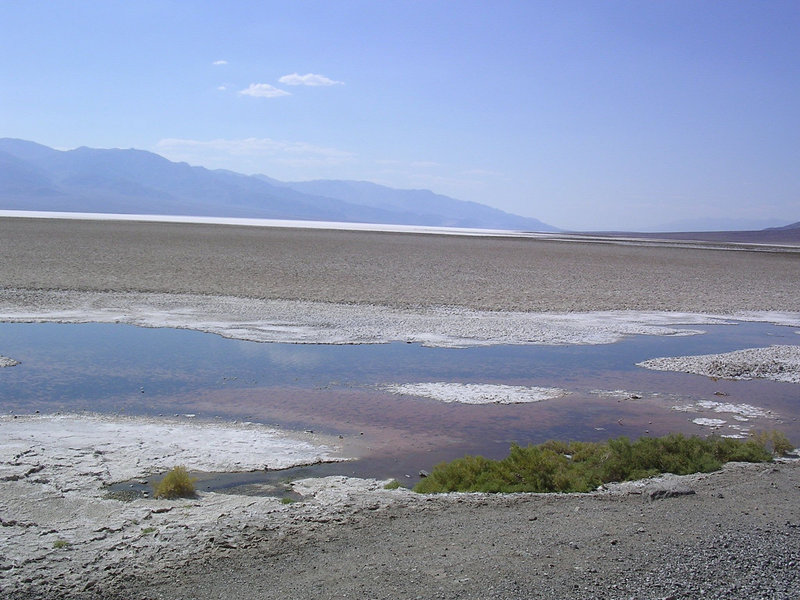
(645, 481, 696, 502)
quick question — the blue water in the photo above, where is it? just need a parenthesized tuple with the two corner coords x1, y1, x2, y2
(1, 321, 798, 484)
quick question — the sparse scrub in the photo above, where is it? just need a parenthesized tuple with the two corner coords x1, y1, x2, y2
(52, 539, 70, 549)
(280, 496, 296, 504)
(383, 479, 402, 490)
(750, 430, 795, 457)
(414, 432, 785, 494)
(141, 527, 157, 535)
(153, 466, 196, 499)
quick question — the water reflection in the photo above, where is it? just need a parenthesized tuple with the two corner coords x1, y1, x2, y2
(0, 321, 798, 484)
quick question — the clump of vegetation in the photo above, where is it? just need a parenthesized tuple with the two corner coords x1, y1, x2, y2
(750, 430, 794, 457)
(414, 432, 787, 494)
(52, 539, 70, 549)
(153, 466, 196, 499)
(280, 496, 296, 505)
(141, 527, 157, 535)
(383, 479, 403, 490)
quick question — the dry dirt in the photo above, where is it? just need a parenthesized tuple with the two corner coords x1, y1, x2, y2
(1, 217, 799, 312)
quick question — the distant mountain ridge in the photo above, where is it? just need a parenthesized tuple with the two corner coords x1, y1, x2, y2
(767, 221, 800, 231)
(0, 139, 557, 231)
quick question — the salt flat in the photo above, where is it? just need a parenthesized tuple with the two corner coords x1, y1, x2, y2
(1, 216, 799, 313)
(1, 215, 799, 599)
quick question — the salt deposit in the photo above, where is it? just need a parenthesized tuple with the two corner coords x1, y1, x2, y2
(638, 345, 800, 383)
(0, 289, 765, 348)
(0, 413, 344, 491)
(671, 400, 775, 420)
(0, 355, 19, 367)
(382, 382, 567, 404)
(692, 418, 727, 428)
(0, 413, 373, 598)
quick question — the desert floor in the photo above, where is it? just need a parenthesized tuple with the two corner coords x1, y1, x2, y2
(1, 216, 799, 600)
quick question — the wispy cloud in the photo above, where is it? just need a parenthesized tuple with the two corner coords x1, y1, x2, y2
(156, 137, 355, 171)
(239, 83, 291, 98)
(278, 73, 343, 86)
(212, 60, 228, 66)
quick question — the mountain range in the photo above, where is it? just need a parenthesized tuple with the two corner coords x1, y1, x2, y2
(0, 139, 557, 231)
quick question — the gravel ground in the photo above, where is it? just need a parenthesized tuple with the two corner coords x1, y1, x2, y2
(1, 216, 800, 599)
(1, 217, 799, 312)
(8, 461, 798, 600)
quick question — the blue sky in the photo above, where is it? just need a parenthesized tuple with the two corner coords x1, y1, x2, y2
(1, 1, 798, 231)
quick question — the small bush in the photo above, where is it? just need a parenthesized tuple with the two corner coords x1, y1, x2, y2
(280, 496, 296, 504)
(750, 430, 795, 456)
(53, 539, 70, 549)
(383, 480, 402, 490)
(414, 432, 786, 494)
(153, 466, 196, 499)
(141, 527, 157, 535)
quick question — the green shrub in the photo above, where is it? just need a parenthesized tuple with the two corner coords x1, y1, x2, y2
(53, 539, 70, 549)
(750, 430, 795, 457)
(153, 466, 196, 499)
(413, 432, 786, 494)
(383, 479, 402, 490)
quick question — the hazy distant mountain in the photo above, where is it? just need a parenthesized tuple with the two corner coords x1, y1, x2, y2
(265, 178, 555, 231)
(767, 221, 800, 231)
(647, 216, 788, 232)
(0, 139, 557, 231)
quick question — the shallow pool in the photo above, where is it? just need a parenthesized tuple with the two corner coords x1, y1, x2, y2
(1, 321, 798, 486)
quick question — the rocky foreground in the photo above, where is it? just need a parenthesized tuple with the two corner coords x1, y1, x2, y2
(3, 461, 797, 600)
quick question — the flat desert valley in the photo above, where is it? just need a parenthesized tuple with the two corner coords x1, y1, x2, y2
(1, 215, 799, 599)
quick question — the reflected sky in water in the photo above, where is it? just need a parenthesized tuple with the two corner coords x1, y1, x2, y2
(1, 321, 798, 481)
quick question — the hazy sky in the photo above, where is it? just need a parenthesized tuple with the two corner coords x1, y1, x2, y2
(1, 1, 798, 231)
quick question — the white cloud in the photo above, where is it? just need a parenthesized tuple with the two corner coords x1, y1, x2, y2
(212, 60, 228, 66)
(239, 83, 291, 98)
(278, 73, 343, 86)
(217, 85, 227, 91)
(155, 137, 355, 171)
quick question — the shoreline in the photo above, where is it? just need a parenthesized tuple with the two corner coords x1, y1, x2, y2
(4, 441, 798, 599)
(2, 288, 799, 348)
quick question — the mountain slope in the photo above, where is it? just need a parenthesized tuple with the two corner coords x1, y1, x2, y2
(277, 179, 556, 231)
(0, 139, 556, 231)
(767, 221, 800, 231)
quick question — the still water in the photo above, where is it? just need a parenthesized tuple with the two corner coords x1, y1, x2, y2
(0, 321, 798, 488)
